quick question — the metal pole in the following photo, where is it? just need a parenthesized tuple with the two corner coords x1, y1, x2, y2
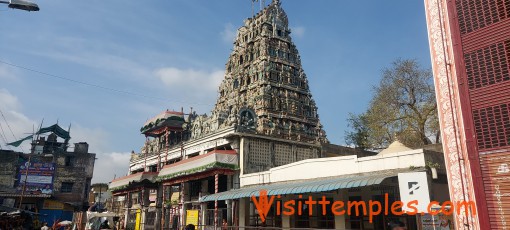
(99, 185, 102, 211)
(18, 154, 31, 209)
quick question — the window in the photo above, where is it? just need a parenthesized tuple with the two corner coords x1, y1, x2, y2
(189, 180, 201, 198)
(64, 156, 74, 167)
(61, 182, 74, 193)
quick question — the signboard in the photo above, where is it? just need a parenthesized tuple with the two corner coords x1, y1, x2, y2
(418, 206, 454, 230)
(479, 151, 510, 228)
(186, 210, 199, 226)
(16, 161, 55, 194)
(398, 172, 431, 213)
(42, 200, 64, 210)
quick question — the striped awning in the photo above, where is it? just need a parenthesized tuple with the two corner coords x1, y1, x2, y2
(200, 170, 414, 202)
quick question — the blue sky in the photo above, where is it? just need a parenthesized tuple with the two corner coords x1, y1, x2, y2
(0, 0, 432, 183)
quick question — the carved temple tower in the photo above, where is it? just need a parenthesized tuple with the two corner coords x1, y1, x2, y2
(210, 0, 327, 144)
(112, 2, 333, 229)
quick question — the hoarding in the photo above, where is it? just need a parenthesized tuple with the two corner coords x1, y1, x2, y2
(17, 161, 55, 194)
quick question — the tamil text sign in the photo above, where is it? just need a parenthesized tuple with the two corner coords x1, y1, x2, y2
(17, 161, 55, 194)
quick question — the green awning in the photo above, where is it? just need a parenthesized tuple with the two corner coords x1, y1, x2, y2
(200, 170, 414, 202)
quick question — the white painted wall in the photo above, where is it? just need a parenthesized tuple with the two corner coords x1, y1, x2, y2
(240, 149, 427, 187)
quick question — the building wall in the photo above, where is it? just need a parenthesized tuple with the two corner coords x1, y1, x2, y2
(241, 149, 435, 187)
(0, 151, 19, 190)
(241, 136, 320, 174)
(53, 151, 95, 207)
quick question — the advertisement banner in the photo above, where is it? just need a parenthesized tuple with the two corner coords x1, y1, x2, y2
(17, 161, 55, 194)
(418, 206, 454, 230)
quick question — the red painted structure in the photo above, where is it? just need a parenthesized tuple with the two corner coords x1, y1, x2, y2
(425, 0, 510, 229)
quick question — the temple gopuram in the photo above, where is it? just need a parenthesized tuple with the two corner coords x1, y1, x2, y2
(109, 1, 371, 229)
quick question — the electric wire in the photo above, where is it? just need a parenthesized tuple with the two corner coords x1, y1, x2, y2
(0, 59, 214, 107)
(0, 109, 25, 152)
(0, 115, 13, 150)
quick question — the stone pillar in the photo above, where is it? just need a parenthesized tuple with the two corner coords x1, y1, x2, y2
(334, 190, 347, 230)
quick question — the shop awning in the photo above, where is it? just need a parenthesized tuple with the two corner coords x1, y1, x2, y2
(200, 169, 416, 202)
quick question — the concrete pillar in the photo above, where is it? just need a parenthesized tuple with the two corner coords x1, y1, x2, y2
(200, 202, 207, 228)
(164, 186, 172, 230)
(124, 192, 131, 230)
(239, 138, 245, 175)
(155, 184, 163, 230)
(238, 198, 249, 227)
(180, 183, 189, 229)
(226, 199, 232, 226)
(334, 190, 347, 230)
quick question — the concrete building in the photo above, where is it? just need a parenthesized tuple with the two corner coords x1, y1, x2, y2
(0, 124, 96, 226)
(203, 141, 450, 229)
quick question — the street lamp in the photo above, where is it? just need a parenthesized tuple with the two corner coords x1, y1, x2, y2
(0, 0, 39, 11)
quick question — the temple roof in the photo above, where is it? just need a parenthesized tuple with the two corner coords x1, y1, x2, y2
(140, 110, 186, 135)
(377, 140, 413, 155)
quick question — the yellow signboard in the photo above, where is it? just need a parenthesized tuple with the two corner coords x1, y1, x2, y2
(42, 200, 64, 210)
(186, 210, 199, 226)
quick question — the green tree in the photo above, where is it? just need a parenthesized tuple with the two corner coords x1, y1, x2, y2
(345, 59, 440, 149)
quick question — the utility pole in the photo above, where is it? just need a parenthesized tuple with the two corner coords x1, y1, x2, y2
(18, 154, 31, 209)
(98, 185, 102, 212)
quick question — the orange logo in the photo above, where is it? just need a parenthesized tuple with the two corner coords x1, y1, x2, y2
(251, 190, 274, 222)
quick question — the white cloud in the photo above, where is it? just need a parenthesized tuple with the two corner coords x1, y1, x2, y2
(69, 124, 110, 153)
(92, 152, 131, 183)
(0, 89, 36, 152)
(0, 65, 18, 81)
(221, 23, 237, 43)
(154, 67, 224, 113)
(291, 26, 305, 38)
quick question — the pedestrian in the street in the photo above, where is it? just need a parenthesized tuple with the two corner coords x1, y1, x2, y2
(388, 220, 406, 230)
